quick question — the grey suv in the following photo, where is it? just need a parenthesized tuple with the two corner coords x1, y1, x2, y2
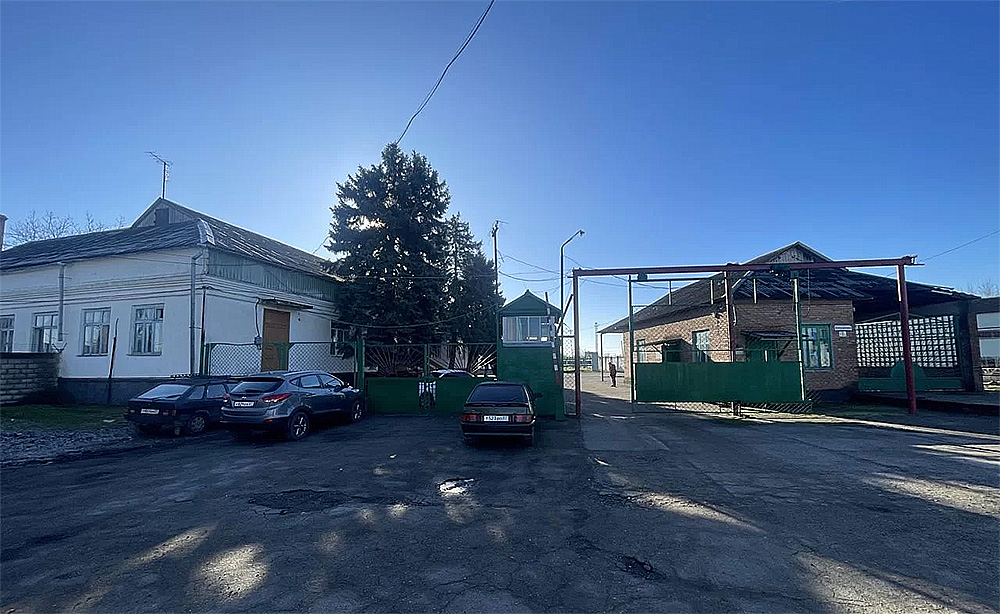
(220, 370, 364, 440)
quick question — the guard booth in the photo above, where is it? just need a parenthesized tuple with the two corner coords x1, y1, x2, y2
(497, 291, 564, 417)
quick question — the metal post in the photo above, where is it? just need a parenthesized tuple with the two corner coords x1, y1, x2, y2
(724, 270, 735, 362)
(599, 330, 605, 382)
(57, 263, 66, 343)
(189, 254, 200, 376)
(792, 275, 807, 402)
(573, 271, 582, 418)
(898, 264, 917, 415)
(628, 276, 636, 406)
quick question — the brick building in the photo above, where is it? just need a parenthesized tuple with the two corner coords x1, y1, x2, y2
(600, 243, 982, 400)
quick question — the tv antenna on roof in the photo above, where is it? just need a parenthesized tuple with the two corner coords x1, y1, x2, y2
(146, 151, 171, 199)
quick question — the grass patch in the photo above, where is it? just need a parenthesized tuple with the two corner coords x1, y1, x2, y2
(0, 405, 126, 431)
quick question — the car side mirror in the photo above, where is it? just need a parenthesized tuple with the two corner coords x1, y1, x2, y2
(331, 384, 345, 391)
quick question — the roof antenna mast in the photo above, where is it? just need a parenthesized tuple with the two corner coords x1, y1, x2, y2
(146, 152, 171, 199)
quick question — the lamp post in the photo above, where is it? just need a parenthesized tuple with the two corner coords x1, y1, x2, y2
(559, 230, 585, 346)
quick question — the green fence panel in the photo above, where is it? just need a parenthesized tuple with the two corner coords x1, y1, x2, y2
(858, 363, 963, 392)
(635, 361, 803, 404)
(433, 377, 493, 415)
(497, 344, 563, 417)
(366, 377, 494, 414)
(366, 378, 423, 414)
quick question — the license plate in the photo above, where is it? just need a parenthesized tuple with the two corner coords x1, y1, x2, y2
(140, 408, 159, 415)
(233, 401, 255, 408)
(483, 415, 509, 422)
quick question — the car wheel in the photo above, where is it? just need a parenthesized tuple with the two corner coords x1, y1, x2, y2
(287, 410, 310, 441)
(185, 412, 209, 436)
(350, 400, 364, 423)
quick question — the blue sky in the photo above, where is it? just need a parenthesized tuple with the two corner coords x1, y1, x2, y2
(2, 1, 997, 351)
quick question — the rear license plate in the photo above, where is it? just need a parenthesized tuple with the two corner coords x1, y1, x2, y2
(140, 408, 159, 415)
(233, 401, 255, 407)
(483, 415, 509, 422)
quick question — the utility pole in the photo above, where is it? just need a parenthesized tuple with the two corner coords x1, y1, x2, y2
(491, 221, 500, 343)
(146, 152, 171, 199)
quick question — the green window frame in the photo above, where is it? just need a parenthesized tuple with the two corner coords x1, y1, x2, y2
(801, 324, 833, 370)
(693, 330, 710, 362)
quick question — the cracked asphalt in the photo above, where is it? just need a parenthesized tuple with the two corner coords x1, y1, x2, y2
(2, 375, 998, 613)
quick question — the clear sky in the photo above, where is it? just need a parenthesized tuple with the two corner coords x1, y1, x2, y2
(2, 1, 997, 351)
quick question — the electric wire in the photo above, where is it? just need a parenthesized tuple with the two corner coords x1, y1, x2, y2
(923, 229, 999, 262)
(394, 0, 496, 145)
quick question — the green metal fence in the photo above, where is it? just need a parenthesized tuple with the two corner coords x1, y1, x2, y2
(365, 376, 492, 415)
(634, 361, 804, 404)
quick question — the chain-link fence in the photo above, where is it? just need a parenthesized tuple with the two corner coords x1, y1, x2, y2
(203, 341, 356, 376)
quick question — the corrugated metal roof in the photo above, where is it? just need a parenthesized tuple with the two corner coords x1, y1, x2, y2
(1, 198, 336, 279)
(135, 199, 333, 277)
(598, 243, 976, 334)
(0, 222, 203, 271)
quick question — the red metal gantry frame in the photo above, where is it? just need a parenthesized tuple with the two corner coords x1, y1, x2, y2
(571, 256, 920, 417)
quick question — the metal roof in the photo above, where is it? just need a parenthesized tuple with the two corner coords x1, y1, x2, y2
(0, 221, 204, 271)
(598, 243, 977, 334)
(1, 198, 336, 279)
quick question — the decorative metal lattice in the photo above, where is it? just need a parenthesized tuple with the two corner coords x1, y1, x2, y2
(856, 315, 958, 369)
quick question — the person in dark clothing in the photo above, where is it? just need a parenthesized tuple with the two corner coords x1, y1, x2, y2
(609, 362, 618, 387)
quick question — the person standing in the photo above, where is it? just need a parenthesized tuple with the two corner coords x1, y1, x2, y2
(609, 362, 618, 387)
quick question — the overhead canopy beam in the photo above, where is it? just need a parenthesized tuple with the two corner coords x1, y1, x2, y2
(571, 257, 917, 278)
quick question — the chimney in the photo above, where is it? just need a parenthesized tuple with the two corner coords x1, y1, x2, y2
(0, 213, 7, 250)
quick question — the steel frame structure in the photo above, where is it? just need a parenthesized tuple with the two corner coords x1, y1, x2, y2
(571, 256, 920, 416)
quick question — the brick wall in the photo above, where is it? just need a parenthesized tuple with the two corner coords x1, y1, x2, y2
(0, 353, 60, 405)
(621, 300, 858, 396)
(621, 307, 731, 377)
(735, 300, 858, 395)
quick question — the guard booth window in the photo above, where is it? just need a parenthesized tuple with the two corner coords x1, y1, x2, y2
(502, 316, 553, 345)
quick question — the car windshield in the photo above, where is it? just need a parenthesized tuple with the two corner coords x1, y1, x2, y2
(467, 384, 528, 404)
(230, 378, 283, 394)
(138, 384, 192, 400)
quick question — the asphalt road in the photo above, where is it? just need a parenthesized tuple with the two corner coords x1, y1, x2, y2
(2, 378, 998, 613)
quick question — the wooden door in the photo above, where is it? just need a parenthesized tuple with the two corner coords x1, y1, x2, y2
(261, 309, 290, 371)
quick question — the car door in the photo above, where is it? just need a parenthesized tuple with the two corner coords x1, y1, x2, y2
(318, 374, 349, 412)
(205, 383, 229, 421)
(296, 375, 330, 413)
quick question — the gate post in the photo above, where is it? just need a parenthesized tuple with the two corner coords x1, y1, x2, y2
(793, 275, 807, 402)
(897, 264, 917, 414)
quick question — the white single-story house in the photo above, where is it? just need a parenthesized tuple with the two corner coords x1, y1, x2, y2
(0, 198, 352, 403)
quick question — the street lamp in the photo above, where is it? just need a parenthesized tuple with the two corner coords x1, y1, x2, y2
(559, 229, 585, 346)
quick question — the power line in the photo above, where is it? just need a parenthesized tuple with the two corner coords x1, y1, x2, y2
(394, 0, 496, 145)
(923, 229, 1000, 262)
(333, 304, 493, 330)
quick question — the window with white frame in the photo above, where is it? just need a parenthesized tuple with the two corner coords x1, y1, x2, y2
(331, 322, 349, 355)
(32, 313, 59, 352)
(501, 316, 553, 345)
(132, 305, 164, 355)
(81, 308, 111, 356)
(0, 315, 13, 353)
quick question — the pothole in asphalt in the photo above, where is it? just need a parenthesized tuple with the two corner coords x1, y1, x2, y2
(618, 555, 659, 579)
(249, 489, 350, 512)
